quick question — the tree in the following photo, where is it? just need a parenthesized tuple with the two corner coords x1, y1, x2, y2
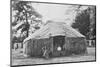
(11, 0, 42, 46)
(88, 6, 96, 40)
(72, 8, 90, 36)
(12, 0, 42, 37)
(72, 6, 96, 39)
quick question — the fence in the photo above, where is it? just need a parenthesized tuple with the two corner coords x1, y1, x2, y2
(86, 40, 96, 47)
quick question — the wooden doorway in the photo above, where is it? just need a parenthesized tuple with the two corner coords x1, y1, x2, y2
(53, 35, 65, 51)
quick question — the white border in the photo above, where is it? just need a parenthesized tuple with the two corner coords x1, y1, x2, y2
(0, 0, 100, 67)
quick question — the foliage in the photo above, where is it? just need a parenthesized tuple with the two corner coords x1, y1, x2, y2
(72, 9, 90, 36)
(12, 0, 42, 44)
(72, 6, 96, 39)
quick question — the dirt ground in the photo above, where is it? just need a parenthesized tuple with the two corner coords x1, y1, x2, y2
(11, 47, 96, 66)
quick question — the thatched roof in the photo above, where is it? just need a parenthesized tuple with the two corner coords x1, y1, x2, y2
(24, 21, 85, 42)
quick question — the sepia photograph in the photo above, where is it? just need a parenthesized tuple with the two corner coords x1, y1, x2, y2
(11, 0, 96, 66)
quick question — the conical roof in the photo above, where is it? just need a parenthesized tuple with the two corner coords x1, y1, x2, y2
(24, 21, 85, 42)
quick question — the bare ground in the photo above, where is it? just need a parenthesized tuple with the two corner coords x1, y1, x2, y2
(11, 47, 96, 66)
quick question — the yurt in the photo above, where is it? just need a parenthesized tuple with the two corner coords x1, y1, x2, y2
(23, 21, 87, 58)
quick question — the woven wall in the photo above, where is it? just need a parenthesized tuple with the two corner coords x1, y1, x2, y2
(23, 38, 53, 57)
(23, 37, 87, 57)
(65, 37, 87, 54)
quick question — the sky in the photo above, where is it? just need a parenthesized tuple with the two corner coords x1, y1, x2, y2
(31, 3, 89, 26)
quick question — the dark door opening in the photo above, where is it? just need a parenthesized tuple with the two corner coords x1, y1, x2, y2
(53, 35, 65, 51)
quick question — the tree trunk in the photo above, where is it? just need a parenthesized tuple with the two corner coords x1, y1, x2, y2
(26, 13, 29, 37)
(26, 30, 29, 37)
